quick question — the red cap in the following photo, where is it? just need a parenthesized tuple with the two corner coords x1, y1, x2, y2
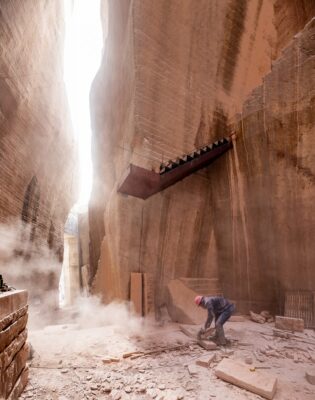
(194, 295, 202, 306)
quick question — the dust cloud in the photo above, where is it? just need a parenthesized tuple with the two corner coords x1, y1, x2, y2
(0, 220, 61, 325)
(0, 220, 148, 335)
(65, 296, 148, 336)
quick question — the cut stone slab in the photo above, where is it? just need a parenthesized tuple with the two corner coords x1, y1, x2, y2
(215, 358, 277, 400)
(197, 340, 217, 350)
(0, 306, 28, 332)
(305, 369, 315, 385)
(187, 364, 198, 375)
(167, 280, 205, 324)
(1, 343, 29, 398)
(179, 324, 200, 339)
(0, 329, 27, 369)
(0, 314, 28, 353)
(7, 366, 29, 400)
(0, 291, 28, 321)
(275, 316, 304, 332)
(196, 354, 216, 367)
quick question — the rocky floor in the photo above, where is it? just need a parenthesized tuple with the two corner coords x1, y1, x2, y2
(22, 315, 315, 400)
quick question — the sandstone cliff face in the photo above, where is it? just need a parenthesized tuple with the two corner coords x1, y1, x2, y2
(219, 17, 315, 312)
(0, 1, 78, 264)
(274, 0, 315, 52)
(90, 0, 315, 313)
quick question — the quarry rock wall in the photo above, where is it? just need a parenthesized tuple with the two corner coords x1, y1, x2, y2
(274, 0, 315, 52)
(219, 16, 315, 312)
(90, 0, 315, 313)
(0, 0, 78, 270)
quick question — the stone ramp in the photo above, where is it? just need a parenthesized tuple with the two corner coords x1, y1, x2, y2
(166, 279, 205, 324)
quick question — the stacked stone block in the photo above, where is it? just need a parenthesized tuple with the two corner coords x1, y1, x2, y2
(0, 290, 28, 400)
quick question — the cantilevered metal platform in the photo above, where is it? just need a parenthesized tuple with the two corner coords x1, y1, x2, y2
(118, 136, 233, 199)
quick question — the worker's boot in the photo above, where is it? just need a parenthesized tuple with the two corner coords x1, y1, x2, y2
(215, 324, 227, 346)
(208, 329, 218, 342)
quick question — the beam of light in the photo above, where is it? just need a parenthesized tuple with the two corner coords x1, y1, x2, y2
(63, 0, 103, 209)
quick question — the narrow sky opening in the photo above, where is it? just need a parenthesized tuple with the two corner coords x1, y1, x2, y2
(63, 0, 103, 208)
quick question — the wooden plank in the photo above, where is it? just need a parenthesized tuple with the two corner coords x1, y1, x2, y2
(102, 357, 120, 364)
(122, 351, 144, 359)
(215, 358, 277, 400)
(130, 273, 143, 315)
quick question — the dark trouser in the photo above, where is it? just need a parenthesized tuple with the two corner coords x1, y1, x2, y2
(215, 303, 235, 327)
(214, 304, 235, 344)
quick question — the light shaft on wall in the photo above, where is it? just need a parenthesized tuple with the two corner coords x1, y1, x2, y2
(63, 0, 103, 208)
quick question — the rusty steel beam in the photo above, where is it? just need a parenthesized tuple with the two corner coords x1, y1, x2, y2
(117, 140, 233, 199)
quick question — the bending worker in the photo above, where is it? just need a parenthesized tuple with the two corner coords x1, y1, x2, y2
(194, 295, 235, 345)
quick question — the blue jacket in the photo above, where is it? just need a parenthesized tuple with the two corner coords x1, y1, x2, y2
(201, 296, 232, 328)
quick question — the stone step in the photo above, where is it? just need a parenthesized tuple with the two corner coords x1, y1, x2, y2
(0, 291, 28, 321)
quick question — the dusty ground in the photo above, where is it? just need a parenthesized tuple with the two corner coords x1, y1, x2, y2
(22, 313, 315, 400)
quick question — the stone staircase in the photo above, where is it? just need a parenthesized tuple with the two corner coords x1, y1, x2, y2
(159, 137, 230, 174)
(118, 136, 233, 199)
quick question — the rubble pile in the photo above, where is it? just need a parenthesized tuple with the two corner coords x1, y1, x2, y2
(19, 316, 315, 400)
